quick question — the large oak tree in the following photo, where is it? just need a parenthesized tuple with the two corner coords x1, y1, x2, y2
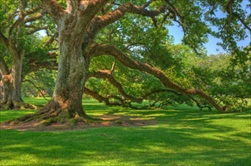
(2, 0, 250, 126)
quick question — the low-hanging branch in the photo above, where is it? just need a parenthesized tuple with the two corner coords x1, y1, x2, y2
(91, 43, 226, 112)
(86, 65, 204, 109)
(23, 79, 50, 101)
(88, 69, 143, 103)
(84, 87, 127, 106)
(84, 83, 197, 109)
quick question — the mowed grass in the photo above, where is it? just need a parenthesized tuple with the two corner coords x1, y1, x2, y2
(0, 98, 251, 166)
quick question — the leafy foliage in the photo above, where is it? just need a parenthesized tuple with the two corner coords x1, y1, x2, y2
(22, 69, 56, 97)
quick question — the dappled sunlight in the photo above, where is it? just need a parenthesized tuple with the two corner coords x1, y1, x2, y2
(23, 97, 51, 107)
(1, 99, 251, 165)
(0, 110, 36, 122)
(145, 113, 167, 117)
(1, 122, 250, 165)
(1, 154, 39, 165)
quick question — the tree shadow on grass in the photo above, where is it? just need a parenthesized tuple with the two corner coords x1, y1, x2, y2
(1, 108, 250, 166)
(0, 128, 250, 165)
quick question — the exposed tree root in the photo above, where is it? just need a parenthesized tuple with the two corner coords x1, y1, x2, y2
(0, 110, 156, 131)
(0, 100, 156, 131)
(0, 111, 97, 131)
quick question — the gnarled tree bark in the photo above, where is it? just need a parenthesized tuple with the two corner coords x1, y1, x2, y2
(30, 0, 109, 120)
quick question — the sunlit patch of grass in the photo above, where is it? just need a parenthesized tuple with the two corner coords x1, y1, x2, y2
(23, 97, 50, 106)
(0, 110, 36, 122)
(1, 98, 251, 166)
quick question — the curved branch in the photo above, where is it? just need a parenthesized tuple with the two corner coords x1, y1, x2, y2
(89, 69, 143, 103)
(84, 87, 109, 104)
(26, 26, 48, 35)
(0, 29, 20, 59)
(0, 57, 9, 75)
(163, 0, 183, 19)
(8, 10, 25, 38)
(92, 44, 224, 112)
(84, 87, 123, 106)
(0, 31, 8, 47)
(225, 0, 251, 32)
(24, 13, 43, 23)
(89, 2, 166, 38)
(232, 12, 251, 32)
(23, 79, 50, 101)
(24, 6, 41, 15)
(163, 0, 186, 32)
(40, 0, 66, 24)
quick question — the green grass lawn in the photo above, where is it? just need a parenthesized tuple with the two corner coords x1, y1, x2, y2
(0, 98, 251, 166)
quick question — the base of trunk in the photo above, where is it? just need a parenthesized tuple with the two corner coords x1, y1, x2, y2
(0, 100, 156, 131)
(0, 100, 96, 130)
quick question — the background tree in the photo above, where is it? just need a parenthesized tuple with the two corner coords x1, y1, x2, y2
(0, 0, 57, 109)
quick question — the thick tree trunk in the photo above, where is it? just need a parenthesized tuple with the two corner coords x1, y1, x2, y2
(48, 37, 90, 118)
(0, 54, 23, 109)
(38, 12, 91, 119)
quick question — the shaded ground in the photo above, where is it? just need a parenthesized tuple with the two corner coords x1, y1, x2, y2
(0, 114, 156, 131)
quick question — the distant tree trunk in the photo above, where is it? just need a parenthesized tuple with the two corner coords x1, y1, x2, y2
(1, 75, 12, 105)
(11, 51, 23, 103)
(0, 52, 23, 109)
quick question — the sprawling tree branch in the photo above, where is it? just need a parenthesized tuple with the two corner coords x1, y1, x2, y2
(24, 13, 43, 23)
(89, 69, 143, 103)
(88, 2, 166, 40)
(84, 87, 127, 106)
(91, 44, 224, 112)
(0, 57, 9, 75)
(8, 7, 25, 39)
(84, 87, 109, 105)
(26, 26, 48, 35)
(225, 0, 251, 32)
(24, 6, 41, 15)
(40, 0, 66, 24)
(0, 27, 20, 58)
(0, 31, 8, 47)
(23, 79, 50, 101)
